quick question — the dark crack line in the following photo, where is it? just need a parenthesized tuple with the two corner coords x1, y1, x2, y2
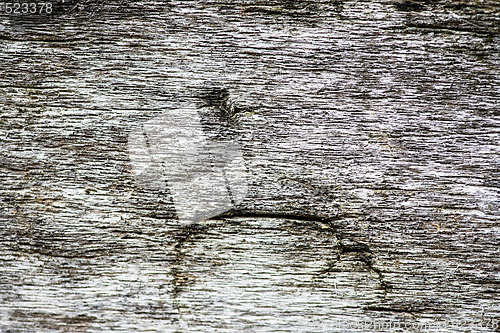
(210, 210, 342, 224)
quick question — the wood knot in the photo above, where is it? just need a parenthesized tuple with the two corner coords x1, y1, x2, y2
(199, 86, 248, 125)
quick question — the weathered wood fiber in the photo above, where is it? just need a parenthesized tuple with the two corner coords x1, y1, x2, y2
(0, 0, 499, 332)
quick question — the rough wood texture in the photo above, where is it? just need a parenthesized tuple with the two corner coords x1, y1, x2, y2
(1, 0, 499, 332)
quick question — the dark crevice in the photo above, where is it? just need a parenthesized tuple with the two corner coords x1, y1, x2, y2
(364, 299, 446, 314)
(210, 210, 341, 224)
(173, 223, 208, 249)
(364, 305, 417, 313)
(317, 234, 392, 293)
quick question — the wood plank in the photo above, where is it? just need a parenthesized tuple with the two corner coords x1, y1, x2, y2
(1, 0, 499, 331)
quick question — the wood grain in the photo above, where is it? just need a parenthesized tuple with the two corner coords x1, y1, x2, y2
(1, 0, 499, 332)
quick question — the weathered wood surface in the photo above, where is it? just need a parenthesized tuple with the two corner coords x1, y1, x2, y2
(1, 0, 499, 332)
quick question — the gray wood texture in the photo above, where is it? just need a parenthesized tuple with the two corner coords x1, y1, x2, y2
(1, 0, 499, 332)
